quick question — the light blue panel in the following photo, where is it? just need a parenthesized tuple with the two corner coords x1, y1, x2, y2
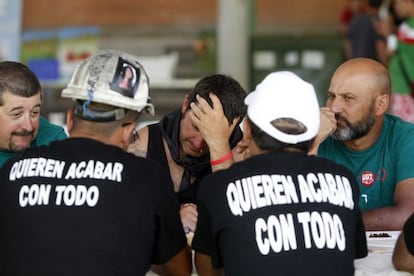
(0, 0, 22, 61)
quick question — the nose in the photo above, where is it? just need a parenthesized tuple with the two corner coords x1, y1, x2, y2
(20, 114, 35, 131)
(192, 134, 206, 150)
(328, 98, 342, 114)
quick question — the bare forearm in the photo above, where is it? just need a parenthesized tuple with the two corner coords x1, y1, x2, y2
(363, 207, 413, 231)
(195, 253, 224, 276)
(209, 143, 234, 172)
(393, 233, 414, 273)
(152, 247, 193, 276)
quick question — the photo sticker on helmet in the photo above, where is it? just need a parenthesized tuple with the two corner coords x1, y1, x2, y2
(110, 57, 140, 98)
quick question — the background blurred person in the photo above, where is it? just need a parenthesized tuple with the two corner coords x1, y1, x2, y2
(339, 0, 365, 36)
(344, 0, 388, 65)
(388, 0, 414, 122)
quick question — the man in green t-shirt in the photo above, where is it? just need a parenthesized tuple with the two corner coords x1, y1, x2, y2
(310, 58, 414, 231)
(0, 61, 67, 167)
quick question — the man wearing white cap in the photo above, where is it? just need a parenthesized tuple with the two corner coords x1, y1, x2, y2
(191, 71, 367, 275)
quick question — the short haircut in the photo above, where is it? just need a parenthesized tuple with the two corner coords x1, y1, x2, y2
(71, 102, 139, 137)
(187, 74, 247, 124)
(248, 117, 314, 152)
(0, 61, 41, 106)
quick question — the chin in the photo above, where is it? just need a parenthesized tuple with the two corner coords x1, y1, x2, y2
(10, 142, 31, 152)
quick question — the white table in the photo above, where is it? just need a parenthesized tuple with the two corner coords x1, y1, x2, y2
(355, 231, 412, 276)
(148, 231, 412, 275)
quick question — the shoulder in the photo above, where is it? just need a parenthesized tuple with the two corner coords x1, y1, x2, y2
(39, 116, 64, 130)
(384, 114, 414, 138)
(38, 116, 67, 139)
(318, 136, 342, 156)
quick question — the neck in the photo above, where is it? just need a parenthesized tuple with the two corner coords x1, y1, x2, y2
(69, 131, 123, 149)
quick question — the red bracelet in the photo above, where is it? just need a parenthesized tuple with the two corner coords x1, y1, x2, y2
(210, 152, 233, 166)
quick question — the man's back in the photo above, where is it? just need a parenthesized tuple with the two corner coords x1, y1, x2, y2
(0, 138, 187, 276)
(192, 151, 367, 276)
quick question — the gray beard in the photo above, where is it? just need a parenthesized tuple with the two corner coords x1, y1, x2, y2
(331, 111, 375, 142)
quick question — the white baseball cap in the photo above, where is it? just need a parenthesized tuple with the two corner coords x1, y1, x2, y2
(245, 71, 320, 144)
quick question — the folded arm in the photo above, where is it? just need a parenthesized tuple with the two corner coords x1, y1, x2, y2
(363, 178, 414, 230)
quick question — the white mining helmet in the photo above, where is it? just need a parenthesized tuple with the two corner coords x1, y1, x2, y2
(61, 49, 154, 121)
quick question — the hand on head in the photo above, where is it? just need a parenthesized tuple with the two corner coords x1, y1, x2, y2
(189, 93, 239, 149)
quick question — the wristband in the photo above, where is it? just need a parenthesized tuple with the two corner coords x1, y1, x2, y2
(210, 152, 233, 166)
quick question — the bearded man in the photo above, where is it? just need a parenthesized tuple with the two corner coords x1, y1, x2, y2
(310, 58, 414, 231)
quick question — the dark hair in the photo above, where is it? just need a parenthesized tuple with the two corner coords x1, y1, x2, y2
(248, 117, 314, 152)
(187, 74, 247, 124)
(0, 61, 41, 106)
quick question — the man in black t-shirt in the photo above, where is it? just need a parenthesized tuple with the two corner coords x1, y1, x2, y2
(0, 50, 191, 276)
(192, 71, 368, 275)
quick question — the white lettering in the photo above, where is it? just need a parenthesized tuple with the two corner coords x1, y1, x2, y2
(64, 161, 123, 181)
(297, 211, 346, 251)
(18, 184, 51, 207)
(255, 214, 297, 255)
(55, 185, 99, 207)
(226, 174, 299, 216)
(9, 158, 65, 181)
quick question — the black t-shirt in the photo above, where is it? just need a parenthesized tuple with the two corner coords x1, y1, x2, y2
(0, 138, 187, 276)
(192, 151, 367, 276)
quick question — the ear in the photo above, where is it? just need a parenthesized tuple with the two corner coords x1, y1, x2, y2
(66, 109, 74, 135)
(120, 123, 137, 150)
(242, 119, 252, 141)
(375, 94, 389, 116)
(181, 94, 190, 113)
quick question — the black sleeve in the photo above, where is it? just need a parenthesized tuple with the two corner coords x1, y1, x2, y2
(404, 213, 414, 256)
(192, 199, 213, 255)
(151, 172, 188, 264)
(192, 196, 223, 268)
(354, 213, 368, 259)
(351, 175, 368, 259)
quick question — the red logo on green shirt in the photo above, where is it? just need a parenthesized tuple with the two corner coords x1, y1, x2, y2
(361, 171, 375, 186)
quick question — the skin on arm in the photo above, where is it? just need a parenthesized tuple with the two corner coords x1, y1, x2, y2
(308, 107, 337, 155)
(189, 93, 239, 171)
(363, 179, 414, 230)
(194, 252, 224, 276)
(152, 247, 193, 276)
(393, 231, 414, 273)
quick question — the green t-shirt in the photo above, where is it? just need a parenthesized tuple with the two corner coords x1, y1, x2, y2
(0, 116, 67, 167)
(318, 114, 414, 211)
(389, 17, 414, 94)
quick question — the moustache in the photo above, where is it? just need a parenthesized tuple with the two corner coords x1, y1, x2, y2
(335, 114, 348, 123)
(12, 130, 34, 137)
